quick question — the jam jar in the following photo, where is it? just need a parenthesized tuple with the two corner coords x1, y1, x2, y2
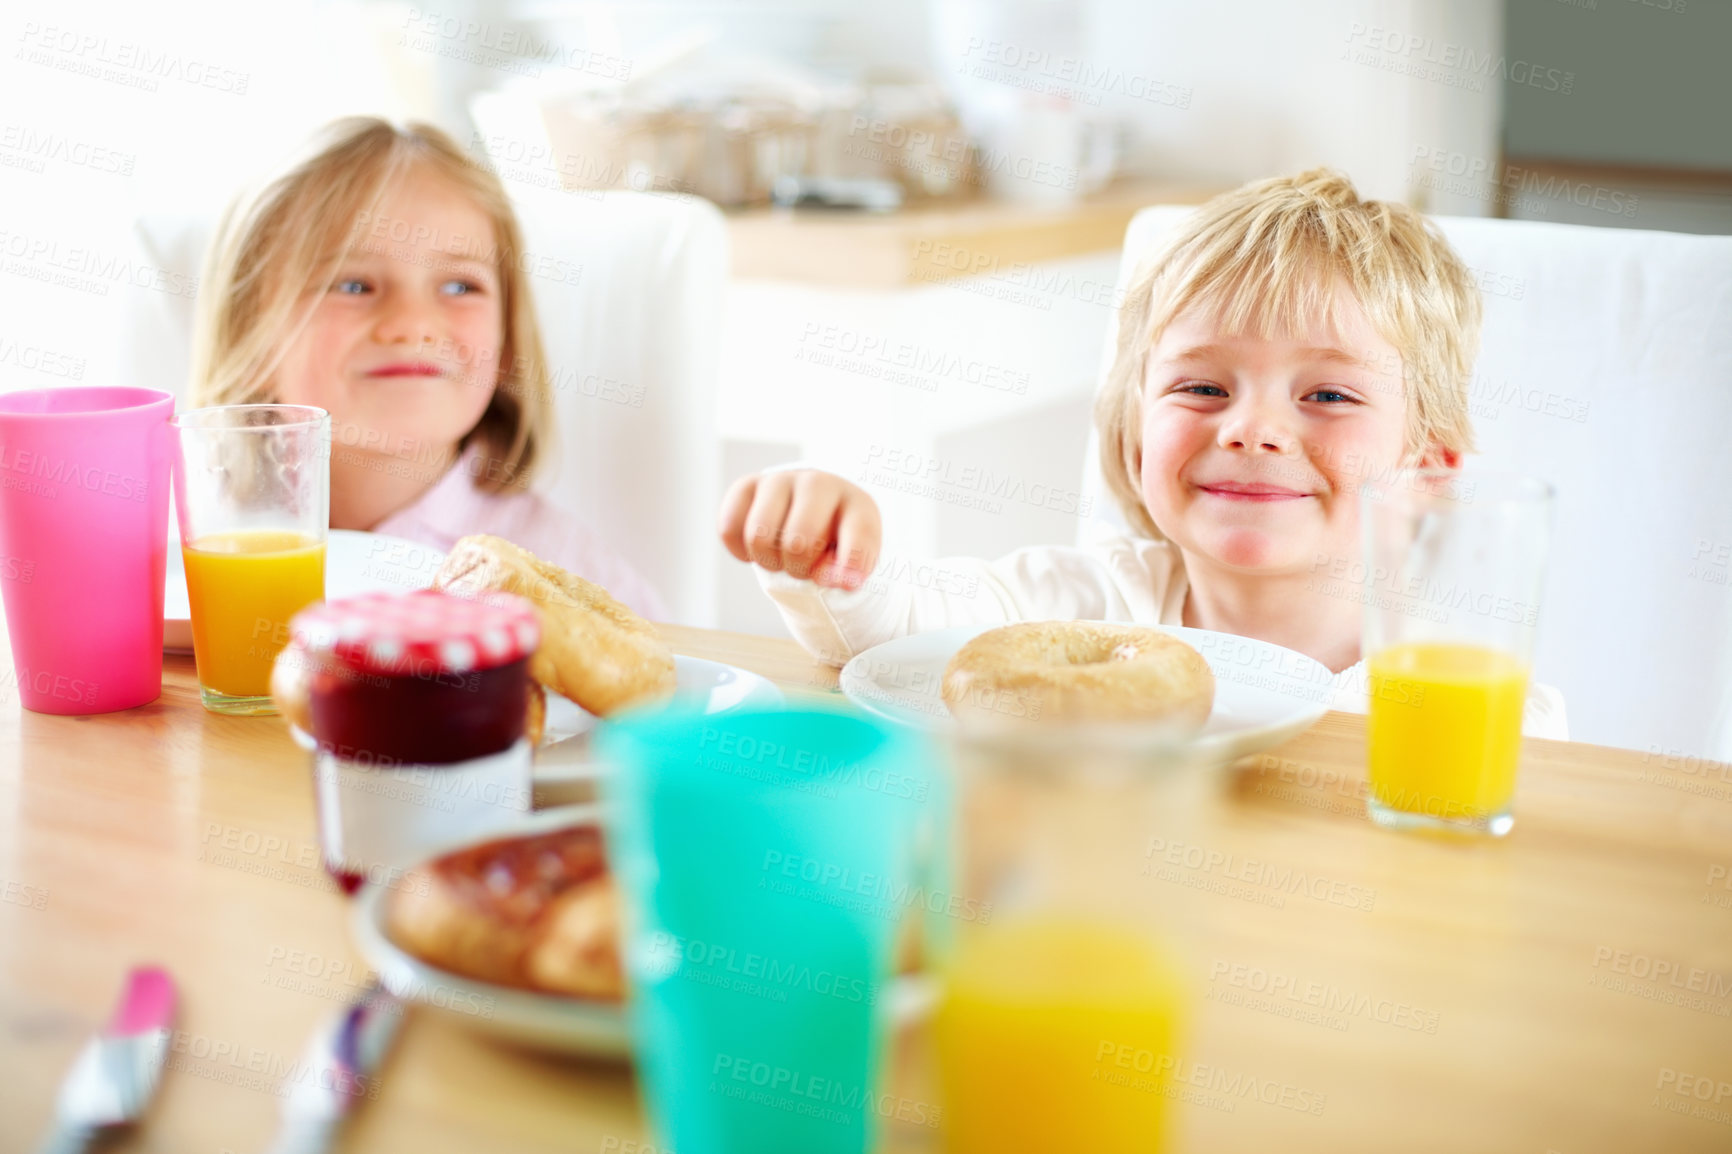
(289, 590, 541, 894)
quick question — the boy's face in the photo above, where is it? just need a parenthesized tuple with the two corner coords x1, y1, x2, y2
(1138, 284, 1446, 577)
(271, 170, 504, 471)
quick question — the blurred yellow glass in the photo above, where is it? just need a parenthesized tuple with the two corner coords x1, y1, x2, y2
(933, 726, 1214, 1152)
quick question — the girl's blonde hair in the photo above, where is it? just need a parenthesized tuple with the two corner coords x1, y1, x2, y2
(191, 116, 553, 492)
(1095, 167, 1481, 540)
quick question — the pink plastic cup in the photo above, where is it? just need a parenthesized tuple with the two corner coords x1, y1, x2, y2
(0, 387, 175, 714)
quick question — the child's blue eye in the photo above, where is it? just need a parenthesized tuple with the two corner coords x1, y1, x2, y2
(332, 278, 369, 295)
(1177, 382, 1228, 397)
(1305, 389, 1358, 404)
(440, 280, 483, 296)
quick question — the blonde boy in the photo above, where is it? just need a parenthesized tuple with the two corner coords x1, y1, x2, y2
(718, 168, 1565, 737)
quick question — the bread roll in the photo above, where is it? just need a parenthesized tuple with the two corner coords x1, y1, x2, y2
(432, 534, 676, 717)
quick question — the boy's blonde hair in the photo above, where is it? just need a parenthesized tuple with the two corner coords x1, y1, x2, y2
(1095, 167, 1481, 540)
(191, 116, 553, 491)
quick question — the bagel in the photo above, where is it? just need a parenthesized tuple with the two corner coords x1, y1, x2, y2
(432, 534, 676, 717)
(941, 621, 1214, 730)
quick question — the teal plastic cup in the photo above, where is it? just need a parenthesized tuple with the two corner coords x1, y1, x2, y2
(598, 706, 938, 1154)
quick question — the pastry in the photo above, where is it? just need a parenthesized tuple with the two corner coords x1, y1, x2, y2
(432, 534, 676, 717)
(386, 825, 623, 999)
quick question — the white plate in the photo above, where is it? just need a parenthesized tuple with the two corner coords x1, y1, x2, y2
(535, 655, 786, 783)
(839, 624, 1333, 762)
(351, 805, 633, 1057)
(164, 529, 447, 652)
(350, 805, 937, 1060)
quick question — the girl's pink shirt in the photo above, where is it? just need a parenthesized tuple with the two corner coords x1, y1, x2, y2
(374, 448, 668, 621)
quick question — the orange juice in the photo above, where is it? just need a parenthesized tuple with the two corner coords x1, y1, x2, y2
(183, 530, 325, 698)
(935, 917, 1186, 1152)
(1368, 641, 1528, 821)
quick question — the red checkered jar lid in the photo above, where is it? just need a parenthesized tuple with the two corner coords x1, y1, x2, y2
(290, 590, 539, 677)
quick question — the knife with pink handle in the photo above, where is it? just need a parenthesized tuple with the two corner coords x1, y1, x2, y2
(36, 966, 177, 1154)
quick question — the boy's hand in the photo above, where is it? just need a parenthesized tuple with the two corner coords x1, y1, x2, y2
(719, 470, 882, 589)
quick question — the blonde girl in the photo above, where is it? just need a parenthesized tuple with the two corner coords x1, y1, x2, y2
(192, 116, 663, 618)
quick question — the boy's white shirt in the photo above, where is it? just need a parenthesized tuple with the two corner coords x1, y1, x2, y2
(756, 533, 1569, 741)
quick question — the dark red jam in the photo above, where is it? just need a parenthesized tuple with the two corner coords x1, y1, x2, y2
(306, 656, 528, 766)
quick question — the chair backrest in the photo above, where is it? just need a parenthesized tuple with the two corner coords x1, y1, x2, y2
(127, 189, 728, 626)
(1081, 206, 1732, 757)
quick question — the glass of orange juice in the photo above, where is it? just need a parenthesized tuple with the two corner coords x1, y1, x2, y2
(172, 405, 329, 715)
(1360, 469, 1555, 836)
(934, 727, 1212, 1153)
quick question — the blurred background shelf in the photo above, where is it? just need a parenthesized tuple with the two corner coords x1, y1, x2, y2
(725, 177, 1228, 288)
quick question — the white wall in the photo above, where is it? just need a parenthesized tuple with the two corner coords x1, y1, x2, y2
(715, 252, 1123, 609)
(1079, 0, 1504, 211)
(0, 0, 427, 399)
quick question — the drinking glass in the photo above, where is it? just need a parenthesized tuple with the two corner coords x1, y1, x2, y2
(1360, 469, 1555, 836)
(172, 405, 329, 714)
(933, 725, 1213, 1154)
(598, 706, 937, 1154)
(0, 386, 174, 714)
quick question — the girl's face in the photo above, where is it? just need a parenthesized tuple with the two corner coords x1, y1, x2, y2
(271, 170, 503, 466)
(1138, 285, 1451, 576)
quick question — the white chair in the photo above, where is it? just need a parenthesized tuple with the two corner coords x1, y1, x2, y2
(1081, 206, 1732, 758)
(124, 189, 728, 627)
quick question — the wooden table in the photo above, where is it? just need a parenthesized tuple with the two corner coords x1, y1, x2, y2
(3, 626, 1730, 1153)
